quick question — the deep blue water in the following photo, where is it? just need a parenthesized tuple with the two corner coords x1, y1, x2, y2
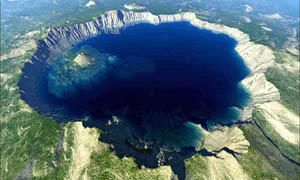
(41, 22, 250, 122)
(19, 22, 251, 179)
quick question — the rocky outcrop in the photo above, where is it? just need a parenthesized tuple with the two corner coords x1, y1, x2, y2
(206, 150, 250, 180)
(241, 73, 280, 120)
(73, 53, 92, 67)
(65, 122, 100, 180)
(201, 126, 250, 156)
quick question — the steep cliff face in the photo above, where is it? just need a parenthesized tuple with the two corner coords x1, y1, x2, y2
(43, 10, 196, 58)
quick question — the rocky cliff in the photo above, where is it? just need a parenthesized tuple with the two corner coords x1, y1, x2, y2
(43, 10, 195, 58)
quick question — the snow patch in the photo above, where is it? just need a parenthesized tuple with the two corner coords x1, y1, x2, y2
(85, 0, 96, 8)
(244, 4, 253, 13)
(261, 26, 272, 32)
(124, 3, 146, 10)
(261, 13, 283, 20)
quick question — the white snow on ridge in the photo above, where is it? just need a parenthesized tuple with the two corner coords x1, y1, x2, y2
(124, 3, 146, 10)
(261, 26, 272, 32)
(261, 13, 283, 20)
(244, 4, 253, 13)
(85, 0, 96, 8)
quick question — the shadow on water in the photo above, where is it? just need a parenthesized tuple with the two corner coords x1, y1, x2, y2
(18, 22, 251, 179)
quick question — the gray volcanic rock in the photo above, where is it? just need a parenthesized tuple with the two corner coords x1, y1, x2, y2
(201, 126, 250, 155)
(43, 10, 195, 59)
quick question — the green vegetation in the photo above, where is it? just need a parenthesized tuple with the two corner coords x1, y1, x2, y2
(238, 147, 286, 180)
(85, 148, 171, 180)
(39, 123, 75, 179)
(0, 111, 60, 179)
(265, 51, 300, 115)
(240, 124, 300, 179)
(0, 42, 61, 179)
(253, 108, 300, 164)
(1, 34, 80, 179)
(185, 154, 209, 180)
(1, 2, 108, 52)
